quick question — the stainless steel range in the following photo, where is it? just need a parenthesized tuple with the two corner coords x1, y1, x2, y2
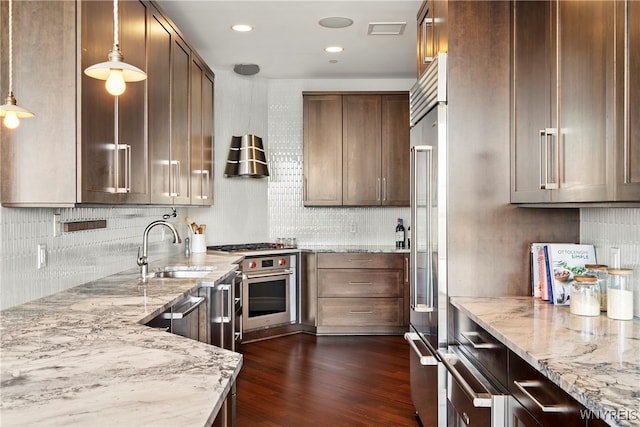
(207, 243, 298, 332)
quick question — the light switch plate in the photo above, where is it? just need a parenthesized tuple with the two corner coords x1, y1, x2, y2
(37, 244, 47, 269)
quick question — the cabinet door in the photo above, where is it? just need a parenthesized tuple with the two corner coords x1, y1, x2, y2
(303, 95, 342, 205)
(148, 8, 172, 204)
(416, 0, 448, 77)
(511, 0, 552, 203)
(617, 0, 640, 201)
(171, 37, 191, 205)
(343, 95, 382, 205)
(381, 94, 410, 206)
(190, 57, 214, 205)
(149, 7, 191, 205)
(553, 0, 615, 202)
(80, 0, 148, 204)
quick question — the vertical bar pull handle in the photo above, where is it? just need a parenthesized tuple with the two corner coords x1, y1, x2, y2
(539, 128, 558, 190)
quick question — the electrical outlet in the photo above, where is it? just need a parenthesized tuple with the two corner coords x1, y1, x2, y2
(349, 222, 357, 233)
(53, 213, 62, 237)
(37, 244, 47, 269)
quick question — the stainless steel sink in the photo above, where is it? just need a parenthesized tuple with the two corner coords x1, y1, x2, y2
(154, 266, 216, 279)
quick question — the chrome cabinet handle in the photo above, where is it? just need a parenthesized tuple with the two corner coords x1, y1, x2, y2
(404, 332, 438, 366)
(376, 178, 381, 201)
(382, 177, 387, 201)
(460, 331, 497, 349)
(115, 144, 131, 193)
(349, 310, 373, 314)
(348, 281, 373, 286)
(438, 350, 492, 408)
(539, 128, 558, 190)
(160, 296, 205, 320)
(513, 380, 569, 413)
(201, 169, 209, 200)
(422, 17, 435, 63)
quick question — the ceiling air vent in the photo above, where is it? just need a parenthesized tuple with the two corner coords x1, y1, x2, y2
(367, 22, 406, 35)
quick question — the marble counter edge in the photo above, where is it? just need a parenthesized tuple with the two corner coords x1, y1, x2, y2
(449, 296, 639, 427)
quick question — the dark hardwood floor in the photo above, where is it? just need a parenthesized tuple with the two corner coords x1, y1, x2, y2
(235, 333, 420, 427)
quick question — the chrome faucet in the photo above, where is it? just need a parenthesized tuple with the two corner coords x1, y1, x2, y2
(137, 220, 182, 280)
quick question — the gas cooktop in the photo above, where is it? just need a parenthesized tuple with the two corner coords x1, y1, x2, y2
(207, 242, 279, 252)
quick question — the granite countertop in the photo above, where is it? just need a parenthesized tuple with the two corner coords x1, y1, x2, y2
(298, 244, 410, 254)
(0, 252, 244, 427)
(450, 297, 640, 427)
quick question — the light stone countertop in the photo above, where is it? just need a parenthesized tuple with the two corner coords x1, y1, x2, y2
(450, 297, 640, 427)
(0, 252, 244, 427)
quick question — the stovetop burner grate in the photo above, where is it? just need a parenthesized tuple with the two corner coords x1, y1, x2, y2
(207, 242, 278, 252)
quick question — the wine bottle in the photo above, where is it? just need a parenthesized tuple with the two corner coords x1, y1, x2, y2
(395, 218, 405, 249)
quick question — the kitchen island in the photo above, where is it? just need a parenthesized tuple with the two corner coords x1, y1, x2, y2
(0, 252, 243, 426)
(451, 297, 640, 427)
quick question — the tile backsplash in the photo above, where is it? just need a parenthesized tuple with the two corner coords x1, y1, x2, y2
(1, 71, 638, 313)
(580, 208, 640, 317)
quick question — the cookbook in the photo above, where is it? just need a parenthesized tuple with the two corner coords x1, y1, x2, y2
(543, 243, 597, 305)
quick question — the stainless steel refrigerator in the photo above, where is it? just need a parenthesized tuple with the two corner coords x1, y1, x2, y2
(404, 35, 579, 425)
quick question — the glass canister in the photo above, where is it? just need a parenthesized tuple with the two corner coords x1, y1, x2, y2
(607, 268, 634, 320)
(585, 264, 608, 311)
(570, 276, 601, 317)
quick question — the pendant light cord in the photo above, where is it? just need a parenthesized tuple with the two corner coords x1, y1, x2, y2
(8, 0, 13, 94)
(112, 0, 119, 49)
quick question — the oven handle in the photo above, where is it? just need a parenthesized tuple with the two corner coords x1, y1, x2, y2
(244, 269, 292, 279)
(438, 350, 493, 408)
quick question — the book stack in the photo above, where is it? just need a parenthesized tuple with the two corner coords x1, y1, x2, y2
(530, 243, 597, 305)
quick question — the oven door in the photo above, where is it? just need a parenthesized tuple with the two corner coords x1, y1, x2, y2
(242, 270, 292, 331)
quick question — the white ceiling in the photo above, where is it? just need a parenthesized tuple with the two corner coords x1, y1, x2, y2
(154, 1, 421, 79)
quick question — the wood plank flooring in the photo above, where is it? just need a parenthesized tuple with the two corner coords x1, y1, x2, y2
(236, 333, 420, 427)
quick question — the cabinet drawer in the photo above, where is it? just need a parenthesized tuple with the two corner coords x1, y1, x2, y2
(317, 253, 403, 269)
(317, 298, 403, 326)
(318, 269, 402, 297)
(453, 307, 508, 388)
(509, 350, 587, 427)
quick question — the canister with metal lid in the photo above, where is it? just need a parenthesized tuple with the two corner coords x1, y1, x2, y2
(585, 264, 608, 311)
(570, 275, 600, 317)
(607, 268, 634, 320)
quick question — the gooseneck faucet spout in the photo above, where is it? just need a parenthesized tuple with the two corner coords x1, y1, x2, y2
(137, 220, 182, 280)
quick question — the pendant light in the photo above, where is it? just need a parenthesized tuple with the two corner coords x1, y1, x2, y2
(0, 0, 34, 129)
(84, 0, 146, 96)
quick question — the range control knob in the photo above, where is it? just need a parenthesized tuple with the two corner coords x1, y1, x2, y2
(278, 258, 287, 266)
(249, 261, 257, 269)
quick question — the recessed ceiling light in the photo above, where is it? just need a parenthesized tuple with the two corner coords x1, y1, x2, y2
(318, 17, 354, 29)
(325, 46, 344, 53)
(231, 24, 253, 32)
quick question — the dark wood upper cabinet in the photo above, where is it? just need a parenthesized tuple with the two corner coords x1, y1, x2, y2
(1, 0, 215, 207)
(303, 92, 410, 207)
(81, 0, 149, 204)
(511, 0, 639, 204)
(190, 56, 215, 206)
